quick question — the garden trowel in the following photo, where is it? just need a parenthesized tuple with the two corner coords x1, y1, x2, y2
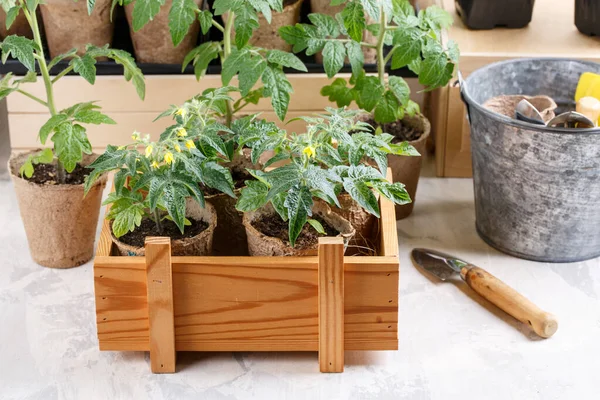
(411, 248, 558, 338)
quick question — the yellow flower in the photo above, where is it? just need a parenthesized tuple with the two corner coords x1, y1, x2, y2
(117, 145, 125, 150)
(164, 152, 174, 165)
(174, 144, 182, 153)
(175, 108, 186, 117)
(176, 127, 187, 137)
(151, 161, 159, 169)
(145, 145, 153, 158)
(185, 140, 196, 150)
(131, 131, 140, 141)
(303, 146, 316, 158)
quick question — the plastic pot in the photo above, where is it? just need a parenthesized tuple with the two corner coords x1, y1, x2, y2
(575, 0, 600, 36)
(455, 0, 536, 29)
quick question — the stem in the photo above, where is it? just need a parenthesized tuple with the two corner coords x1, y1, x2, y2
(23, 5, 66, 183)
(376, 7, 387, 87)
(16, 89, 47, 106)
(51, 65, 74, 83)
(222, 12, 235, 126)
(383, 45, 397, 65)
(211, 19, 225, 33)
(153, 209, 163, 235)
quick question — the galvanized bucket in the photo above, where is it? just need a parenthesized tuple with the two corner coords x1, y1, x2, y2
(461, 58, 600, 262)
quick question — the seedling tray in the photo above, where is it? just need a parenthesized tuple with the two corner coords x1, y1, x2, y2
(93, 170, 400, 373)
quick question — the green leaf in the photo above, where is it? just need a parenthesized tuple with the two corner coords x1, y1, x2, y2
(163, 183, 188, 233)
(447, 39, 460, 63)
(14, 70, 37, 84)
(19, 158, 34, 178)
(221, 47, 248, 85)
(343, 178, 379, 217)
(372, 180, 411, 205)
(374, 90, 401, 124)
(388, 76, 410, 105)
(236, 180, 269, 212)
(266, 49, 307, 72)
(390, 141, 420, 156)
(238, 55, 266, 95)
(5, 7, 19, 30)
(111, 201, 145, 238)
(342, 1, 365, 42)
(345, 41, 364, 78)
(304, 165, 340, 207)
(261, 64, 292, 121)
(71, 54, 97, 84)
(284, 184, 313, 247)
(308, 13, 339, 37)
(320, 78, 354, 108)
(419, 51, 447, 87)
(213, 0, 243, 15)
(74, 109, 116, 125)
(169, 0, 198, 46)
(198, 10, 213, 34)
(39, 114, 68, 144)
(87, 0, 96, 15)
(234, 4, 260, 48)
(192, 42, 220, 79)
(354, 75, 384, 111)
(131, 0, 164, 32)
(360, 0, 380, 20)
(423, 5, 453, 30)
(100, 48, 146, 100)
(391, 0, 414, 18)
(307, 218, 326, 234)
(0, 35, 40, 72)
(322, 41, 345, 78)
(52, 123, 92, 173)
(262, 163, 300, 201)
(404, 99, 419, 117)
(391, 27, 422, 69)
(36, 148, 54, 164)
(200, 161, 235, 198)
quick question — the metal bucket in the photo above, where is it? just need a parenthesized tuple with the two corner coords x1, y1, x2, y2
(461, 58, 600, 262)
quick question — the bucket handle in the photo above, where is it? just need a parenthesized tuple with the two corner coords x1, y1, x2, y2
(457, 71, 471, 123)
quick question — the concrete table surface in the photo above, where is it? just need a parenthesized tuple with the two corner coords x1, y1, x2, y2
(1, 160, 599, 400)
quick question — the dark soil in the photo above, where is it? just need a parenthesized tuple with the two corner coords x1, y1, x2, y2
(201, 169, 252, 196)
(252, 215, 339, 249)
(25, 163, 89, 185)
(359, 117, 424, 143)
(284, 0, 299, 6)
(118, 216, 208, 248)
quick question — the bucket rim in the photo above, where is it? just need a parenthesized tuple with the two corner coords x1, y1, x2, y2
(461, 57, 600, 135)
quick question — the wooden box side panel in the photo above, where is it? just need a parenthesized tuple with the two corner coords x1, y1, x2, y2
(95, 257, 398, 352)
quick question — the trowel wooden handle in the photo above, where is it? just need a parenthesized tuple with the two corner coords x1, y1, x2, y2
(460, 266, 558, 338)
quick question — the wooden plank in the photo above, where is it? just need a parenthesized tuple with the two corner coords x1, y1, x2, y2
(145, 237, 176, 373)
(94, 255, 398, 352)
(379, 168, 398, 257)
(318, 237, 345, 372)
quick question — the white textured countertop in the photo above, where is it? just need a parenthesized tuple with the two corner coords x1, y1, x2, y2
(1, 160, 599, 400)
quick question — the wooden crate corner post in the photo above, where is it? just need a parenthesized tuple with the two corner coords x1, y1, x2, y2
(145, 237, 176, 373)
(318, 237, 345, 373)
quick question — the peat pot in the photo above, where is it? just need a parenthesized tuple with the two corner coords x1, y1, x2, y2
(40, 0, 114, 58)
(125, 0, 202, 64)
(112, 198, 217, 256)
(9, 152, 107, 268)
(461, 58, 600, 262)
(243, 202, 355, 256)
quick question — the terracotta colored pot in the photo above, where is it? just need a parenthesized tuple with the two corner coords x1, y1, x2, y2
(111, 198, 217, 256)
(9, 151, 107, 268)
(125, 0, 202, 64)
(40, 0, 114, 58)
(0, 8, 33, 39)
(387, 113, 430, 219)
(243, 202, 355, 256)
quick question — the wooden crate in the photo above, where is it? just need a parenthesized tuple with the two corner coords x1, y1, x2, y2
(93, 171, 399, 373)
(432, 0, 600, 177)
